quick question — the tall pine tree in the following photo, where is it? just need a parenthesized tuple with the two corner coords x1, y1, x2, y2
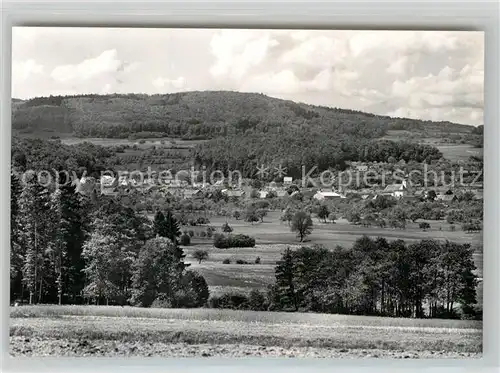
(10, 170, 23, 301)
(18, 173, 52, 304)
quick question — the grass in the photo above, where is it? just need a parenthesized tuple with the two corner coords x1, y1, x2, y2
(10, 306, 482, 353)
(180, 212, 482, 301)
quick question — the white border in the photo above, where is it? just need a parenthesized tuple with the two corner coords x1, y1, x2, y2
(1, 1, 499, 372)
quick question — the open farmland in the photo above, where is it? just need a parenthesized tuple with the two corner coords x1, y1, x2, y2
(10, 305, 482, 358)
(180, 211, 483, 304)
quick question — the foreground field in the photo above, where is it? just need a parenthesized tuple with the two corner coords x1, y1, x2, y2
(10, 306, 482, 358)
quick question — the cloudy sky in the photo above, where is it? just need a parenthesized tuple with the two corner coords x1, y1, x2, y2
(12, 27, 483, 126)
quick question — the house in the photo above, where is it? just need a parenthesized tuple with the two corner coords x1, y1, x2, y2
(283, 177, 293, 186)
(259, 190, 269, 199)
(223, 190, 246, 198)
(313, 190, 344, 201)
(183, 189, 203, 199)
(473, 190, 484, 200)
(276, 189, 288, 198)
(356, 165, 368, 172)
(436, 194, 457, 202)
(213, 180, 225, 187)
(401, 195, 420, 202)
(73, 176, 97, 195)
(100, 175, 116, 187)
(382, 180, 407, 198)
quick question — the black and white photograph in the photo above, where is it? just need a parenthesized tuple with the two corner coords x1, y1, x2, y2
(9, 27, 484, 358)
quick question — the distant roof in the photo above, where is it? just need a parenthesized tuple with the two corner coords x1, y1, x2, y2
(225, 190, 245, 197)
(383, 184, 405, 192)
(437, 194, 456, 201)
(316, 191, 342, 197)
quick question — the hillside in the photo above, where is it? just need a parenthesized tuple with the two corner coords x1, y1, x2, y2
(11, 91, 475, 139)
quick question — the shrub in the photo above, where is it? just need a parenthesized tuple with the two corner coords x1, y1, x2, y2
(192, 249, 209, 264)
(196, 216, 210, 225)
(199, 231, 207, 238)
(236, 259, 249, 264)
(180, 233, 191, 246)
(222, 258, 231, 264)
(222, 222, 233, 233)
(419, 222, 431, 231)
(255, 256, 261, 264)
(206, 228, 213, 238)
(213, 233, 256, 249)
(188, 230, 195, 237)
(207, 292, 249, 310)
(248, 289, 268, 311)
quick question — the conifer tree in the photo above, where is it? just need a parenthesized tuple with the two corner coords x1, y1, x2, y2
(18, 173, 52, 304)
(273, 247, 298, 311)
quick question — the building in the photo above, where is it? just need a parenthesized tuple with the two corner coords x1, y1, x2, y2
(436, 194, 457, 202)
(313, 190, 344, 201)
(382, 180, 407, 198)
(276, 189, 288, 198)
(283, 177, 293, 185)
(223, 190, 246, 198)
(258, 190, 269, 199)
(185, 189, 203, 199)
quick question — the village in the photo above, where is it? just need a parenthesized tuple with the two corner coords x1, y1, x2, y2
(73, 160, 484, 204)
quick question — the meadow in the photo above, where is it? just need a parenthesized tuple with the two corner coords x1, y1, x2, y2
(181, 212, 483, 298)
(10, 305, 482, 358)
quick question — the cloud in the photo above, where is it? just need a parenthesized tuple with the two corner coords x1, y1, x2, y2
(50, 49, 126, 83)
(152, 76, 187, 92)
(209, 30, 483, 125)
(12, 59, 44, 81)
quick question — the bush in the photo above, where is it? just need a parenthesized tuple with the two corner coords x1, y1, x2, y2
(213, 233, 256, 249)
(255, 256, 261, 264)
(419, 222, 431, 231)
(222, 258, 231, 264)
(207, 292, 249, 310)
(248, 289, 268, 311)
(180, 233, 191, 246)
(236, 259, 249, 264)
(192, 249, 209, 264)
(174, 270, 210, 308)
(206, 228, 213, 238)
(199, 231, 207, 238)
(188, 230, 195, 237)
(222, 222, 233, 233)
(196, 216, 210, 225)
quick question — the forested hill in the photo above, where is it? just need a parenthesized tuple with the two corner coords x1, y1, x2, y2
(11, 91, 474, 139)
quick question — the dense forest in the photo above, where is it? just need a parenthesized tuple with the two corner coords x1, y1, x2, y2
(12, 91, 475, 139)
(193, 134, 443, 179)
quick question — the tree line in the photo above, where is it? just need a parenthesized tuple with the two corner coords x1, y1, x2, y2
(268, 236, 479, 319)
(10, 171, 208, 307)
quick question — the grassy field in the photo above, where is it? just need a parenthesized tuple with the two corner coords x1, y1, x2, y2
(380, 130, 483, 162)
(181, 212, 483, 298)
(10, 305, 482, 358)
(435, 144, 483, 162)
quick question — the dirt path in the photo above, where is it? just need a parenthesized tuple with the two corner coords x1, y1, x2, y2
(10, 337, 480, 359)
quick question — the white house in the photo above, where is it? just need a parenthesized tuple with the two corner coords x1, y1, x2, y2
(313, 190, 344, 201)
(283, 177, 293, 185)
(259, 190, 269, 199)
(382, 180, 408, 198)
